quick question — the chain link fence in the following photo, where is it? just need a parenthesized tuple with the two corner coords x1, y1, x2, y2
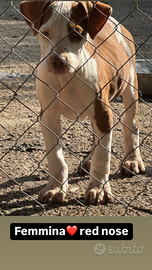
(0, 1, 152, 216)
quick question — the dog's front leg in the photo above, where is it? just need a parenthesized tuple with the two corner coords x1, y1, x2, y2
(85, 131, 112, 204)
(38, 111, 68, 204)
(85, 102, 113, 204)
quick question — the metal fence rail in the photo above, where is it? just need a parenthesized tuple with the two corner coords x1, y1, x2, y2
(0, 1, 152, 216)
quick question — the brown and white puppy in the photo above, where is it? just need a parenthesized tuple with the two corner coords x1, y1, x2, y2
(20, 1, 145, 204)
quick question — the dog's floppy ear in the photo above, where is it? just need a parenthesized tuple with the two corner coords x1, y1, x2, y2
(20, 1, 52, 36)
(78, 1, 112, 39)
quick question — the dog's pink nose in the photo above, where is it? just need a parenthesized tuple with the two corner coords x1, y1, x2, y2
(51, 55, 66, 69)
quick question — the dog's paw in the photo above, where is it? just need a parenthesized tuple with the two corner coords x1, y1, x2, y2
(85, 182, 112, 204)
(121, 158, 145, 175)
(38, 183, 68, 204)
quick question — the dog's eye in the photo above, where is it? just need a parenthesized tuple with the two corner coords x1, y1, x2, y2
(42, 31, 49, 37)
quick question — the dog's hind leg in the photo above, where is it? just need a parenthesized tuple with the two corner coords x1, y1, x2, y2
(121, 71, 145, 175)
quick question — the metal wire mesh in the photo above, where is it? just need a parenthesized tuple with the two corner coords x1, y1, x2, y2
(0, 1, 152, 216)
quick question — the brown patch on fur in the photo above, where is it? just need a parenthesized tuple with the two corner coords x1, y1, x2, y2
(20, 1, 52, 36)
(40, 5, 53, 27)
(68, 2, 88, 43)
(68, 23, 86, 43)
(108, 76, 123, 101)
(78, 1, 112, 39)
(94, 98, 113, 134)
(109, 76, 122, 95)
(71, 2, 88, 28)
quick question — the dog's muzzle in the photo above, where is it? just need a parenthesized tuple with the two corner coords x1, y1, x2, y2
(50, 55, 70, 75)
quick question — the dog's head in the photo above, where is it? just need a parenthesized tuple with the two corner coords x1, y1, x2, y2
(20, 1, 112, 75)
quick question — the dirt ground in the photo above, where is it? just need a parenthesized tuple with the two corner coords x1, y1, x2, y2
(0, 1, 152, 216)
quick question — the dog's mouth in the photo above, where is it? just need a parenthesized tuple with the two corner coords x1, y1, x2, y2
(49, 68, 70, 76)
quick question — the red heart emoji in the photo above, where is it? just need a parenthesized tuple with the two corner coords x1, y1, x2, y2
(66, 225, 77, 236)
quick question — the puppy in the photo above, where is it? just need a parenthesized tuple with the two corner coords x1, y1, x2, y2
(20, 1, 145, 204)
